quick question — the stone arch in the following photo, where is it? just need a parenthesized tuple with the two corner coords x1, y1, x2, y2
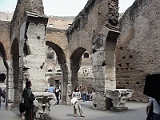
(46, 41, 68, 104)
(70, 47, 86, 91)
(0, 42, 9, 108)
(0, 42, 8, 74)
(10, 38, 20, 107)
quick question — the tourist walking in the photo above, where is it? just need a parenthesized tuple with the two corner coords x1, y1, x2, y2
(48, 85, 55, 93)
(22, 81, 35, 120)
(0, 87, 4, 109)
(2, 88, 6, 103)
(146, 97, 160, 120)
(71, 86, 85, 117)
(55, 86, 61, 105)
(81, 86, 87, 102)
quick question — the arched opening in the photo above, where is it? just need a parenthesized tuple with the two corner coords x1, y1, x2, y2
(0, 42, 9, 109)
(0, 74, 6, 83)
(47, 52, 54, 59)
(11, 39, 20, 107)
(48, 69, 52, 72)
(83, 52, 89, 58)
(71, 48, 94, 95)
(70, 47, 86, 91)
(46, 41, 68, 104)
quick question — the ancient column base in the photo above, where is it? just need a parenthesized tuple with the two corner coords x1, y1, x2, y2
(110, 107, 128, 112)
(7, 103, 13, 110)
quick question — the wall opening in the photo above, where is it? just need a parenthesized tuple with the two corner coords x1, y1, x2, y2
(0, 74, 6, 83)
(83, 52, 89, 58)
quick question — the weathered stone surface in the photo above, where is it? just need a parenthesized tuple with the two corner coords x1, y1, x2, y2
(23, 23, 46, 92)
(106, 89, 134, 109)
(33, 92, 57, 119)
(67, 0, 119, 110)
(116, 0, 160, 102)
(92, 91, 107, 110)
(0, 21, 10, 60)
(2, 0, 159, 111)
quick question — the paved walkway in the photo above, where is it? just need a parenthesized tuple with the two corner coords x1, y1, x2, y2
(0, 103, 21, 120)
(0, 101, 147, 120)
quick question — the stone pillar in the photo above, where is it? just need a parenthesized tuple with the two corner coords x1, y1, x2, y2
(91, 51, 106, 110)
(60, 63, 70, 105)
(71, 59, 80, 91)
(91, 33, 107, 110)
(7, 59, 14, 110)
(23, 22, 46, 92)
(91, 29, 120, 110)
(105, 30, 119, 90)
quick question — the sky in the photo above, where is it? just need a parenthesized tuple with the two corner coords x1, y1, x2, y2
(0, 0, 135, 16)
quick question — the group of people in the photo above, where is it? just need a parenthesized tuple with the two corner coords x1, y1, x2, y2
(47, 85, 61, 105)
(15, 81, 160, 120)
(21, 81, 61, 120)
(80, 86, 95, 102)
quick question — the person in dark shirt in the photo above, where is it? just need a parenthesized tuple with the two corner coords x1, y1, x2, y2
(0, 87, 3, 109)
(22, 81, 35, 120)
(55, 86, 61, 105)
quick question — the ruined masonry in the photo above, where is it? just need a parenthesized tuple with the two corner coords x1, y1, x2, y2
(0, 0, 159, 111)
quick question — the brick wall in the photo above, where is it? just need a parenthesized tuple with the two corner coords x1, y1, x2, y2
(0, 21, 10, 60)
(116, 0, 160, 102)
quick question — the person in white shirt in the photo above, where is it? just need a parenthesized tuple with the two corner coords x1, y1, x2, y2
(71, 86, 85, 117)
(146, 97, 160, 120)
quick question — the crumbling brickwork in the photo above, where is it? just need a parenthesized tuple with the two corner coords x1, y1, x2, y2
(47, 16, 74, 30)
(67, 0, 120, 110)
(0, 21, 10, 60)
(116, 0, 160, 102)
(0, 12, 13, 21)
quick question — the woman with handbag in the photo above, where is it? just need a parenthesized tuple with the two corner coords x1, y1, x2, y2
(146, 97, 160, 120)
(71, 86, 85, 117)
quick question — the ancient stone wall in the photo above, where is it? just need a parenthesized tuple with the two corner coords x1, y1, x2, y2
(0, 21, 10, 60)
(47, 16, 74, 30)
(68, 0, 107, 54)
(116, 0, 160, 102)
(0, 12, 74, 30)
(46, 28, 70, 104)
(67, 0, 120, 110)
(7, 0, 47, 108)
(46, 28, 69, 55)
(0, 12, 13, 21)
(11, 0, 44, 44)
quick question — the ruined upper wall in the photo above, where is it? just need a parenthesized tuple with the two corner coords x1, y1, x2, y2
(0, 12, 13, 21)
(67, 0, 119, 37)
(118, 0, 160, 75)
(10, 0, 45, 42)
(67, 0, 119, 55)
(119, 0, 152, 32)
(46, 28, 69, 63)
(0, 21, 10, 60)
(116, 0, 160, 102)
(47, 16, 74, 30)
